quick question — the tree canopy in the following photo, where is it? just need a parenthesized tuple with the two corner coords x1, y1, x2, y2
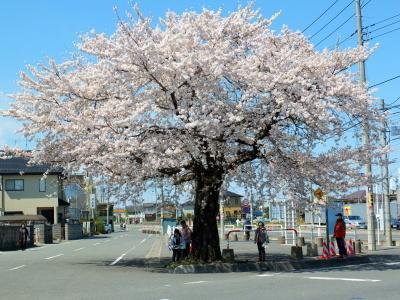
(2, 5, 382, 260)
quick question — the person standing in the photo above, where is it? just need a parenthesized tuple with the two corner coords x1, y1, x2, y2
(180, 220, 192, 258)
(333, 213, 347, 258)
(254, 222, 268, 262)
(169, 228, 184, 262)
(19, 223, 30, 251)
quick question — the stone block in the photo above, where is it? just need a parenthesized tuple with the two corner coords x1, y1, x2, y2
(222, 248, 235, 263)
(291, 246, 303, 259)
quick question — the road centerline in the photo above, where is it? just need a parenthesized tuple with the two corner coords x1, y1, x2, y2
(44, 254, 64, 260)
(183, 281, 208, 285)
(306, 276, 381, 282)
(9, 265, 26, 271)
(73, 247, 85, 252)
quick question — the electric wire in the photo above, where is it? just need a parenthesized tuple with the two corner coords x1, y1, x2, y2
(337, 30, 357, 46)
(386, 96, 400, 108)
(368, 19, 400, 34)
(315, 13, 355, 47)
(367, 26, 400, 41)
(369, 75, 400, 89)
(364, 13, 400, 29)
(310, 0, 354, 39)
(302, 0, 339, 33)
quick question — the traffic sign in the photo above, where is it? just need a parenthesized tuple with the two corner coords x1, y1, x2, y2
(242, 199, 250, 207)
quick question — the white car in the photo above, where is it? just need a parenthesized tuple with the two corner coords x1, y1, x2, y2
(344, 215, 367, 229)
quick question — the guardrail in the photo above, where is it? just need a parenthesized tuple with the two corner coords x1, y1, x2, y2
(298, 224, 326, 238)
(225, 228, 298, 249)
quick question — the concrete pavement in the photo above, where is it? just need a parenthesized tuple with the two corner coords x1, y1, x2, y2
(1, 224, 400, 300)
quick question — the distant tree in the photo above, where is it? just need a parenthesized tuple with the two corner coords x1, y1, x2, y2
(3, 5, 381, 261)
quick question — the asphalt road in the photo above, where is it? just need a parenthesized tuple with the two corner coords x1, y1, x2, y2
(1, 225, 400, 300)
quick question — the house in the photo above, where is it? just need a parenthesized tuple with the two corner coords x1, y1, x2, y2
(222, 190, 243, 221)
(0, 157, 68, 224)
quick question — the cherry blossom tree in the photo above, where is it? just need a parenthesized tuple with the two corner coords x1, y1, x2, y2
(3, 5, 382, 261)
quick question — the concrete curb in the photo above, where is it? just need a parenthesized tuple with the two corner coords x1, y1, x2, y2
(172, 255, 371, 274)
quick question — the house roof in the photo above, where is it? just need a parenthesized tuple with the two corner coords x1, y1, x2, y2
(0, 157, 64, 175)
(342, 190, 383, 202)
(224, 191, 243, 198)
(0, 214, 48, 223)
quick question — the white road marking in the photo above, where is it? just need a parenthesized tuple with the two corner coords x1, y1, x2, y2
(44, 254, 64, 260)
(306, 276, 381, 282)
(9, 265, 26, 271)
(257, 274, 274, 277)
(164, 284, 171, 287)
(93, 242, 101, 246)
(110, 253, 126, 266)
(140, 238, 146, 244)
(183, 281, 208, 285)
(385, 262, 400, 266)
(109, 238, 146, 266)
(73, 247, 85, 252)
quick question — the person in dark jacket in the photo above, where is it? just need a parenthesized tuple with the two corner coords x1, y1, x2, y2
(333, 213, 347, 258)
(254, 222, 268, 262)
(19, 223, 30, 251)
(169, 228, 184, 262)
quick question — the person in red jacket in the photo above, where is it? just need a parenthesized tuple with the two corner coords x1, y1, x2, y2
(333, 213, 347, 258)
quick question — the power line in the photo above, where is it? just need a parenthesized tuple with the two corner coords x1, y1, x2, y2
(315, 13, 355, 47)
(386, 96, 400, 108)
(367, 26, 400, 41)
(310, 0, 354, 39)
(361, 0, 372, 9)
(368, 19, 400, 34)
(337, 30, 357, 46)
(369, 74, 400, 89)
(302, 0, 339, 33)
(364, 13, 400, 29)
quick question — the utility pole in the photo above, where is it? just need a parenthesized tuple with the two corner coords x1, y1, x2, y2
(380, 99, 392, 245)
(356, 0, 376, 250)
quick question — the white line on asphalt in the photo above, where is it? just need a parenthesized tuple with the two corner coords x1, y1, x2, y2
(44, 254, 64, 260)
(306, 276, 381, 282)
(140, 238, 146, 244)
(183, 281, 208, 285)
(164, 284, 171, 287)
(385, 262, 400, 266)
(257, 274, 274, 277)
(110, 253, 126, 266)
(73, 247, 85, 252)
(93, 242, 101, 246)
(9, 265, 26, 271)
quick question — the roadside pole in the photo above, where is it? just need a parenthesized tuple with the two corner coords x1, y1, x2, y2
(356, 0, 376, 250)
(220, 197, 224, 241)
(379, 99, 392, 246)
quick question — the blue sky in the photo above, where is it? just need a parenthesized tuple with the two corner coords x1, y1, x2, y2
(1, 0, 400, 197)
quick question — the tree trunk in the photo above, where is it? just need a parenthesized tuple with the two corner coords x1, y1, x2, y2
(192, 169, 224, 262)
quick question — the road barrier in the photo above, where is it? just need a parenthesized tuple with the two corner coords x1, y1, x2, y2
(225, 228, 298, 249)
(321, 242, 329, 259)
(329, 241, 336, 257)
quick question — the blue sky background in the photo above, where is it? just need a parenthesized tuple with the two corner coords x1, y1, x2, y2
(1, 0, 400, 200)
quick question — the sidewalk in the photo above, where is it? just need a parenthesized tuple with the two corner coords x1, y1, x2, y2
(141, 233, 400, 274)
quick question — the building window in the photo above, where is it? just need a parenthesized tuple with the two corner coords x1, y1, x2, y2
(39, 179, 46, 192)
(5, 179, 24, 191)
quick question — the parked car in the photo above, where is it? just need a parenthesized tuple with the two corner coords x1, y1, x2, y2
(344, 215, 367, 229)
(391, 217, 400, 229)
